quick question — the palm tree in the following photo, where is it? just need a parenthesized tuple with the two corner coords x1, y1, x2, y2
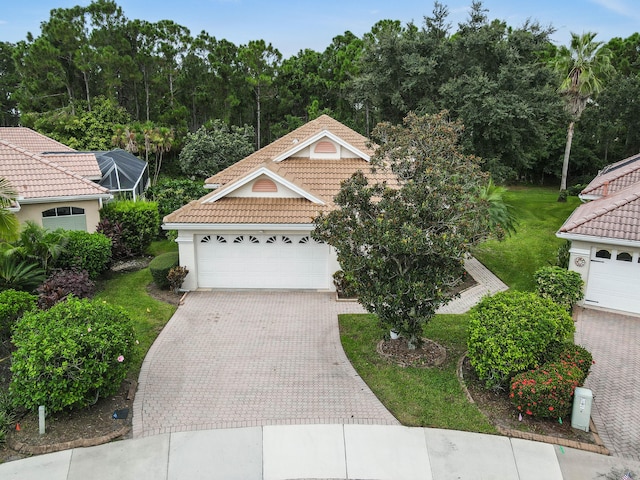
(554, 32, 614, 193)
(0, 177, 20, 242)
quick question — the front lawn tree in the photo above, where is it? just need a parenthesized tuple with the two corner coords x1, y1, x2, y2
(314, 112, 491, 348)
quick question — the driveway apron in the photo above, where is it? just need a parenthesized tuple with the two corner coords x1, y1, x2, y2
(574, 307, 640, 461)
(133, 291, 399, 437)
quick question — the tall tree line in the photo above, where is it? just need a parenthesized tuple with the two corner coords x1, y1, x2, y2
(1, 0, 639, 184)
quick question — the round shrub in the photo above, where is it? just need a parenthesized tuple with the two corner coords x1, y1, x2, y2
(100, 200, 160, 256)
(509, 362, 583, 418)
(534, 266, 584, 311)
(543, 341, 594, 379)
(149, 252, 179, 289)
(55, 230, 112, 279)
(36, 269, 96, 309)
(10, 296, 137, 413)
(0, 289, 37, 341)
(467, 291, 575, 390)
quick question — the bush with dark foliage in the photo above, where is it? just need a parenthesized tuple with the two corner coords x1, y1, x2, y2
(37, 269, 95, 309)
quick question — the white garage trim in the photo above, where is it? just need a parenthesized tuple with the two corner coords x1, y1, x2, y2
(196, 233, 332, 290)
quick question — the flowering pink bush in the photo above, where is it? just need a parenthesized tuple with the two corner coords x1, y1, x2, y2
(509, 362, 583, 418)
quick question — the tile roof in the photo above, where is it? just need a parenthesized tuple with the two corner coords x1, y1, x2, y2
(0, 126, 102, 179)
(0, 140, 110, 200)
(166, 115, 394, 225)
(0, 127, 75, 154)
(559, 181, 640, 242)
(581, 153, 640, 197)
(39, 152, 102, 179)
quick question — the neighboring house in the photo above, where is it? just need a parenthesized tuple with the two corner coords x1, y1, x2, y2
(0, 140, 111, 232)
(557, 152, 640, 315)
(0, 127, 149, 199)
(164, 115, 393, 291)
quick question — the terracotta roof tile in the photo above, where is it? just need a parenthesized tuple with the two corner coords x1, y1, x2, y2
(581, 153, 640, 197)
(0, 127, 75, 154)
(559, 182, 640, 241)
(0, 141, 109, 200)
(40, 152, 102, 179)
(166, 197, 328, 224)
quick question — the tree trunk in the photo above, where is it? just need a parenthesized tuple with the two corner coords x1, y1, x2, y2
(83, 71, 91, 112)
(256, 85, 261, 149)
(560, 120, 575, 191)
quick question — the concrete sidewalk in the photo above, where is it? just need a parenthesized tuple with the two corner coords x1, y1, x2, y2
(1, 424, 635, 480)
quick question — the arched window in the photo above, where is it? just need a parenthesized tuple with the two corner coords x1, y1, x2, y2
(616, 251, 632, 262)
(595, 249, 611, 259)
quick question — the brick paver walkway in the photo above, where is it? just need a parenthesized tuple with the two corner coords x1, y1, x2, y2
(132, 292, 399, 438)
(574, 307, 640, 461)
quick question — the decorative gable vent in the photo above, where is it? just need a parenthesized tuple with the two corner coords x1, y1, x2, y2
(314, 141, 337, 154)
(252, 178, 278, 193)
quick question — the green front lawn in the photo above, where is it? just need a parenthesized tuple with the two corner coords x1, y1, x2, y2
(95, 268, 176, 373)
(474, 187, 579, 290)
(340, 313, 495, 433)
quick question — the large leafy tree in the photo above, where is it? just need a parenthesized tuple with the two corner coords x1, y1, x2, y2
(553, 32, 614, 192)
(178, 120, 255, 178)
(313, 112, 491, 348)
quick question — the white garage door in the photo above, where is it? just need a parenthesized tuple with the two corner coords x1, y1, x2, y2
(584, 247, 640, 314)
(196, 233, 331, 289)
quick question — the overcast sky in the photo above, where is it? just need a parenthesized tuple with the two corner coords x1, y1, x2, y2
(1, 0, 637, 58)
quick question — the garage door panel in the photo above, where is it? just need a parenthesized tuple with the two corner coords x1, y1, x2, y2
(585, 253, 640, 314)
(197, 234, 329, 289)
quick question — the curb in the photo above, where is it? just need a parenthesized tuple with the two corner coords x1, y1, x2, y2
(456, 354, 610, 456)
(8, 426, 131, 455)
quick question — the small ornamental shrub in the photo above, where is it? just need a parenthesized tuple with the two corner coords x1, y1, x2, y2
(96, 218, 132, 260)
(467, 291, 575, 390)
(37, 269, 96, 309)
(333, 270, 358, 298)
(100, 200, 160, 255)
(55, 230, 112, 279)
(167, 265, 189, 292)
(0, 389, 15, 445)
(556, 240, 571, 269)
(509, 362, 583, 418)
(544, 341, 594, 379)
(534, 266, 584, 311)
(149, 252, 179, 289)
(0, 289, 37, 341)
(10, 296, 137, 413)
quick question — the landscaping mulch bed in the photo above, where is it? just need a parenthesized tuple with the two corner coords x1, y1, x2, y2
(377, 337, 447, 368)
(459, 356, 601, 448)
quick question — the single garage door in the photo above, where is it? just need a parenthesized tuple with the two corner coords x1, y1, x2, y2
(584, 247, 640, 314)
(196, 233, 331, 289)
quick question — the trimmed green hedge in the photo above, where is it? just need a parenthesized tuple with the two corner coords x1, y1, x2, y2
(10, 297, 137, 413)
(149, 252, 179, 289)
(467, 291, 574, 390)
(0, 289, 37, 341)
(100, 200, 159, 256)
(55, 230, 112, 279)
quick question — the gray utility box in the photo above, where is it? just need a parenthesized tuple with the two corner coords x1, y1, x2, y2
(571, 387, 593, 432)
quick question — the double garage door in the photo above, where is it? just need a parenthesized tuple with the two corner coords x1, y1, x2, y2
(584, 247, 640, 314)
(196, 233, 331, 289)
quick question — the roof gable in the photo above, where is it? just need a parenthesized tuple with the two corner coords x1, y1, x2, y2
(204, 166, 325, 205)
(272, 130, 370, 163)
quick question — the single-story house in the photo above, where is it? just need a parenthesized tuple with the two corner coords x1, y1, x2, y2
(0, 140, 111, 232)
(164, 115, 393, 291)
(557, 153, 640, 315)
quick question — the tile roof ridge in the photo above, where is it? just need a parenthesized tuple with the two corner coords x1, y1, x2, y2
(0, 139, 109, 194)
(561, 183, 640, 232)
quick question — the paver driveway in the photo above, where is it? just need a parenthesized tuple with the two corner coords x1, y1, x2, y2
(574, 307, 640, 461)
(132, 291, 399, 437)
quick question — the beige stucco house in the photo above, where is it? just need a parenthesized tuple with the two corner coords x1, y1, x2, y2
(0, 131, 111, 232)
